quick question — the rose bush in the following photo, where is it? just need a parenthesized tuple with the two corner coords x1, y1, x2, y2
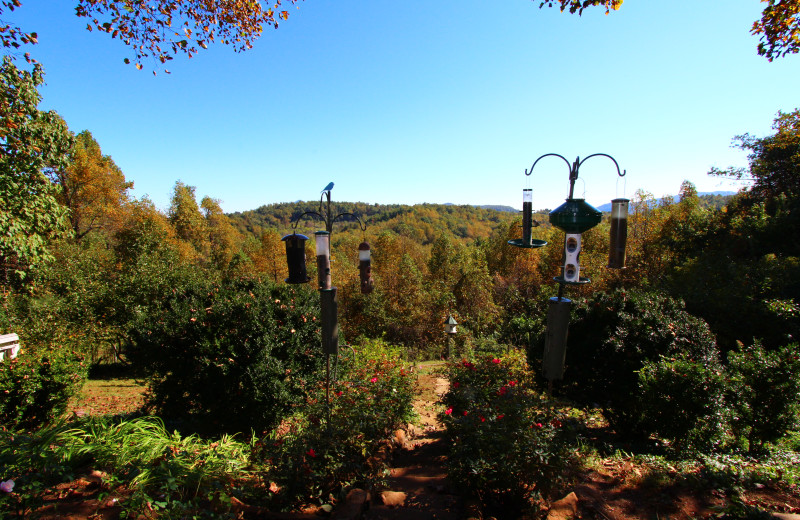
(439, 350, 570, 515)
(256, 338, 417, 508)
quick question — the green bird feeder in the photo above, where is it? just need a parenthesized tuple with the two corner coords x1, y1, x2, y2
(548, 198, 602, 234)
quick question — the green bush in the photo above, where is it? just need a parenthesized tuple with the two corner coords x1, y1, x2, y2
(559, 288, 721, 438)
(638, 354, 728, 452)
(0, 298, 89, 430)
(0, 347, 87, 429)
(439, 351, 570, 515)
(726, 341, 800, 453)
(257, 339, 417, 508)
(128, 277, 324, 435)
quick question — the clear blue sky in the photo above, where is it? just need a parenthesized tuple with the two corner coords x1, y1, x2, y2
(7, 0, 799, 213)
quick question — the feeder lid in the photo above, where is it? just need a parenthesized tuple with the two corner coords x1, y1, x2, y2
(549, 198, 602, 234)
(281, 233, 310, 242)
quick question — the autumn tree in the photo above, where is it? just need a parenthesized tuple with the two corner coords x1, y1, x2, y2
(53, 130, 133, 239)
(452, 249, 499, 336)
(168, 180, 209, 260)
(201, 196, 242, 271)
(0, 57, 72, 282)
(114, 196, 177, 265)
(0, 0, 297, 72)
(711, 109, 800, 205)
(751, 0, 800, 61)
(3, 0, 797, 71)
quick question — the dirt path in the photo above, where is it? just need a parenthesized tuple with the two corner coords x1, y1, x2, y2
(362, 367, 467, 520)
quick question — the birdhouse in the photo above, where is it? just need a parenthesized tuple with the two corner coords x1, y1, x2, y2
(445, 315, 458, 335)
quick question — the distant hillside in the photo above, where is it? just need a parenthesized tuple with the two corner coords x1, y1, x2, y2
(478, 205, 517, 213)
(595, 191, 736, 212)
(228, 201, 519, 244)
(442, 203, 517, 213)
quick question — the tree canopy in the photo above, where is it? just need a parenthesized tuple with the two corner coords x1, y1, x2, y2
(1, 0, 798, 70)
(0, 57, 72, 281)
(710, 109, 800, 203)
(52, 130, 133, 239)
(752, 0, 800, 61)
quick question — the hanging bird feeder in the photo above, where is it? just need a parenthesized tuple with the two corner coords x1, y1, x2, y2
(282, 233, 311, 284)
(508, 184, 547, 249)
(358, 241, 374, 294)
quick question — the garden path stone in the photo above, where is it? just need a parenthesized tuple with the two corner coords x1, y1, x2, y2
(362, 371, 465, 520)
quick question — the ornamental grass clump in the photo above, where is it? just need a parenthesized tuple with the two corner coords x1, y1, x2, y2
(0, 416, 254, 519)
(439, 350, 571, 515)
(256, 339, 417, 509)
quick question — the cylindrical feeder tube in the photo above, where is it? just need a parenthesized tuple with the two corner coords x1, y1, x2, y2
(282, 233, 310, 284)
(320, 288, 339, 356)
(608, 198, 629, 269)
(522, 189, 533, 246)
(358, 241, 373, 294)
(315, 231, 331, 290)
(543, 297, 572, 381)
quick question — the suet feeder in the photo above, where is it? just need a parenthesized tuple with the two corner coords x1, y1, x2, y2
(608, 198, 630, 269)
(358, 241, 374, 294)
(543, 297, 572, 381)
(282, 233, 311, 284)
(320, 288, 339, 355)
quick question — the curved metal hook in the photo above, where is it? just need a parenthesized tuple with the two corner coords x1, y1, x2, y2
(578, 153, 626, 178)
(291, 210, 325, 230)
(331, 212, 368, 232)
(526, 153, 572, 176)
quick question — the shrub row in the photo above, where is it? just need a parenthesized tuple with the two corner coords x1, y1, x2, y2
(552, 288, 800, 453)
(0, 339, 417, 518)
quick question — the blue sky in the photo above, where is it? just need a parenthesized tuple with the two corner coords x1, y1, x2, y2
(7, 0, 800, 213)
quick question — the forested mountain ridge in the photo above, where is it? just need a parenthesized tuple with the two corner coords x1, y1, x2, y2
(227, 202, 543, 245)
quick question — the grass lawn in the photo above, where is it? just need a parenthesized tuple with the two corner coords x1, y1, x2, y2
(68, 377, 146, 417)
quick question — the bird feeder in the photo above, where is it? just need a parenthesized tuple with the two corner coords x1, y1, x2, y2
(549, 199, 601, 285)
(315, 231, 331, 290)
(282, 233, 311, 284)
(320, 288, 339, 355)
(508, 188, 547, 248)
(608, 198, 630, 269)
(445, 315, 458, 335)
(548, 198, 602, 234)
(543, 297, 571, 381)
(358, 241, 374, 294)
